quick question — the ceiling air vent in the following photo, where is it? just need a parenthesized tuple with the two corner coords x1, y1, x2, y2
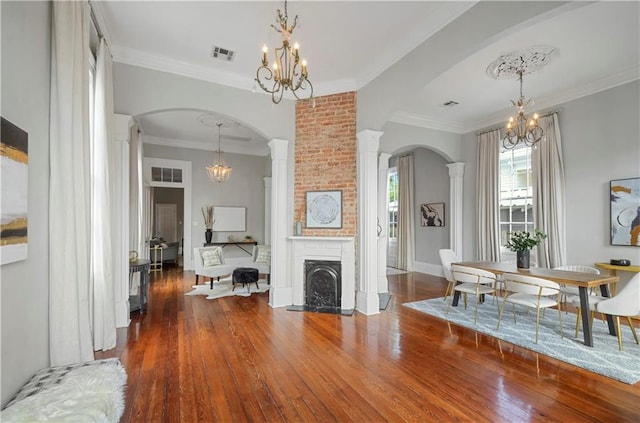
(441, 100, 459, 107)
(211, 45, 235, 62)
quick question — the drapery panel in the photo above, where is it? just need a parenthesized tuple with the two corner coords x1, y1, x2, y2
(397, 155, 415, 271)
(532, 113, 566, 268)
(91, 38, 117, 351)
(129, 124, 144, 258)
(49, 1, 94, 365)
(476, 129, 501, 261)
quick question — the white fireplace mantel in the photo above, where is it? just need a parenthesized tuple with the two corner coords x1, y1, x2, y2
(289, 236, 355, 311)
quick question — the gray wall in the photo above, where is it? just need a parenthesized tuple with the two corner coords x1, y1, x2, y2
(1, 1, 51, 406)
(460, 80, 640, 268)
(143, 144, 270, 259)
(413, 148, 450, 265)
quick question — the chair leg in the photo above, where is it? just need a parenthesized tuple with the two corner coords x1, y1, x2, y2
(557, 307, 563, 338)
(627, 317, 639, 345)
(615, 316, 623, 351)
(535, 308, 541, 344)
(496, 299, 507, 331)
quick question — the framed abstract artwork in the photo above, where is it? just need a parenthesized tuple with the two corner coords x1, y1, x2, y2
(420, 203, 445, 227)
(610, 177, 640, 246)
(306, 190, 342, 229)
(1, 117, 29, 264)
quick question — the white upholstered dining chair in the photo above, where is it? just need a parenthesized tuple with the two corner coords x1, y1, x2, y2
(439, 249, 459, 301)
(448, 264, 497, 324)
(553, 265, 600, 310)
(571, 273, 640, 350)
(496, 273, 563, 343)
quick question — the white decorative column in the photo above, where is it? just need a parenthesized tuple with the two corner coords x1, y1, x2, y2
(114, 113, 133, 327)
(356, 130, 382, 315)
(447, 162, 465, 259)
(377, 151, 391, 293)
(263, 177, 272, 245)
(268, 139, 292, 307)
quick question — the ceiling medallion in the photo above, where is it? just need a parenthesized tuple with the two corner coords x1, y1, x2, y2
(486, 46, 558, 80)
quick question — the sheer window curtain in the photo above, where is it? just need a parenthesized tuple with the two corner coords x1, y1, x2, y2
(91, 38, 117, 351)
(532, 113, 566, 268)
(397, 155, 415, 271)
(476, 129, 501, 261)
(49, 1, 94, 365)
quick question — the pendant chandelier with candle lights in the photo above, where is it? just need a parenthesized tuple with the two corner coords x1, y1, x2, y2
(255, 0, 313, 104)
(206, 122, 232, 183)
(487, 46, 558, 149)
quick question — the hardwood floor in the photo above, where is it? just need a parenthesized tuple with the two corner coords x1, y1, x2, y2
(96, 267, 640, 422)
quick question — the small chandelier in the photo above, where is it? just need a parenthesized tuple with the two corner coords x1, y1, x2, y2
(255, 0, 313, 104)
(206, 123, 232, 183)
(503, 69, 543, 149)
(487, 46, 557, 150)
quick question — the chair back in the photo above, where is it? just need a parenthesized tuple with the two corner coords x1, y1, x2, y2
(439, 249, 459, 282)
(193, 246, 224, 273)
(502, 273, 560, 296)
(451, 264, 496, 285)
(597, 273, 640, 316)
(553, 265, 599, 274)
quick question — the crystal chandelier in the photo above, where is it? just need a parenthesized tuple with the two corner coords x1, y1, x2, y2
(206, 123, 232, 182)
(503, 69, 543, 149)
(255, 0, 313, 104)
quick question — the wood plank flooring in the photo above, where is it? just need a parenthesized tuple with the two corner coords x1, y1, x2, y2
(96, 267, 640, 422)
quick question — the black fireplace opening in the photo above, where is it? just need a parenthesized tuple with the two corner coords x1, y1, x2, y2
(305, 260, 342, 314)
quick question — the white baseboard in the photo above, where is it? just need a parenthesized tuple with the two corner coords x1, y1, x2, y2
(413, 261, 445, 278)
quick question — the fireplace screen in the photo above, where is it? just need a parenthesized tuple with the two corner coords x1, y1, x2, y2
(305, 260, 342, 313)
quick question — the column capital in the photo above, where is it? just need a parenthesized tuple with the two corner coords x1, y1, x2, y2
(357, 129, 383, 152)
(268, 138, 289, 160)
(447, 162, 465, 178)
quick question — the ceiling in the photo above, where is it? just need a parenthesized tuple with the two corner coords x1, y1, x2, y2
(93, 1, 639, 154)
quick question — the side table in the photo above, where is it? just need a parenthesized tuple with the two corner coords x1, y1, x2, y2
(129, 259, 151, 312)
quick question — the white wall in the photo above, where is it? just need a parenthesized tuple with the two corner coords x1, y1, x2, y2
(460, 80, 640, 269)
(1, 0, 51, 406)
(413, 148, 450, 266)
(143, 144, 270, 262)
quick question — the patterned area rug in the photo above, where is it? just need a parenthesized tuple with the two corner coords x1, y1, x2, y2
(404, 297, 640, 384)
(185, 279, 270, 299)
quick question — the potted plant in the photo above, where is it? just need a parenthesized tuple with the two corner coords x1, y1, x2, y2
(201, 206, 215, 244)
(505, 229, 547, 269)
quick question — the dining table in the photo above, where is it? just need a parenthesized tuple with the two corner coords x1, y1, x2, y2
(452, 261, 620, 347)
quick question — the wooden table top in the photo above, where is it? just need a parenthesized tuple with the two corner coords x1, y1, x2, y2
(594, 262, 640, 273)
(455, 261, 619, 288)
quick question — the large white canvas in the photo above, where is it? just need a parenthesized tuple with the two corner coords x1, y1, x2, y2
(1, 118, 28, 265)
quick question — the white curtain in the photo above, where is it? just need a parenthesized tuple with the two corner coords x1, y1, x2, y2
(532, 113, 566, 268)
(129, 124, 144, 258)
(91, 38, 117, 351)
(476, 129, 501, 261)
(49, 1, 94, 365)
(397, 155, 415, 271)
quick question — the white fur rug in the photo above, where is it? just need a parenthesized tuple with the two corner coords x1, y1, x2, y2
(1, 360, 126, 422)
(185, 278, 270, 299)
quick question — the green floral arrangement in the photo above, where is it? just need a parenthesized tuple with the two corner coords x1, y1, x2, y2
(505, 229, 547, 252)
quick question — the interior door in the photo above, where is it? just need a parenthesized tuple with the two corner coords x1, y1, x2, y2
(155, 204, 177, 242)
